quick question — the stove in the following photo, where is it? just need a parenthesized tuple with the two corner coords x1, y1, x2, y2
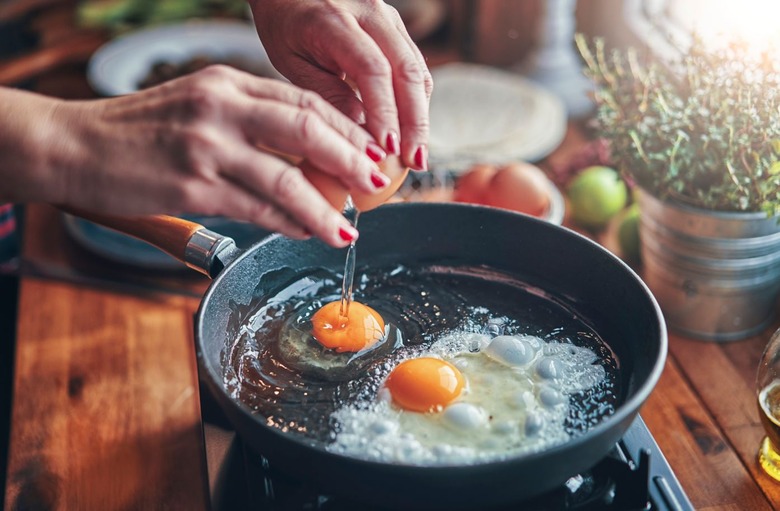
(201, 392, 693, 511)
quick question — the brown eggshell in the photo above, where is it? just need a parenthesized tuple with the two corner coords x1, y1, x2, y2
(300, 161, 350, 211)
(300, 154, 409, 212)
(453, 164, 497, 204)
(352, 155, 409, 211)
(483, 162, 550, 217)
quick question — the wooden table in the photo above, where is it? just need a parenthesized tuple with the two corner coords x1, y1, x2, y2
(5, 6, 780, 511)
(11, 208, 780, 511)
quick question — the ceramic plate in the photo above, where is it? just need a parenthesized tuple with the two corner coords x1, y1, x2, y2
(87, 19, 281, 96)
(428, 63, 567, 172)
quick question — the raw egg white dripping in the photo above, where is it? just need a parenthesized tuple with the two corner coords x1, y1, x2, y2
(327, 329, 607, 465)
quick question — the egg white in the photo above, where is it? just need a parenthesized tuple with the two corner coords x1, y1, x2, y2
(327, 330, 607, 465)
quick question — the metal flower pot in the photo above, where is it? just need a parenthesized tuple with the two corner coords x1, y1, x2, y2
(638, 190, 780, 341)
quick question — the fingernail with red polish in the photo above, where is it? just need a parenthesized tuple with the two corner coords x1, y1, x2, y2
(370, 169, 391, 189)
(385, 131, 400, 155)
(366, 142, 386, 163)
(414, 145, 428, 171)
(339, 225, 359, 242)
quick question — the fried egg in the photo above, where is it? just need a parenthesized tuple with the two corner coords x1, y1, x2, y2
(277, 299, 398, 381)
(327, 330, 607, 465)
(311, 301, 385, 353)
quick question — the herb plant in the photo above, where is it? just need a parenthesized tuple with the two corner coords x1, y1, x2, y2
(576, 34, 780, 215)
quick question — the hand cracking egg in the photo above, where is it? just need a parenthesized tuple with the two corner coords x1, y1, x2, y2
(327, 328, 609, 465)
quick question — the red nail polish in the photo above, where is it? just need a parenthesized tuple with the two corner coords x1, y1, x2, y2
(366, 142, 386, 163)
(414, 145, 428, 171)
(339, 226, 358, 242)
(370, 170, 390, 188)
(385, 131, 400, 155)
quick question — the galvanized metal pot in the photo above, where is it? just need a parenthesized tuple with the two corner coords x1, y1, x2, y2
(638, 190, 780, 341)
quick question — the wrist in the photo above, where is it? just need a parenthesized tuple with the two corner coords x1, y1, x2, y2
(0, 88, 82, 205)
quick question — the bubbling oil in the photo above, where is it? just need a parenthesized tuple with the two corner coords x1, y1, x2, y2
(222, 264, 620, 450)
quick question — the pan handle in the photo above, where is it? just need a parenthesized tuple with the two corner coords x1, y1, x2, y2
(61, 208, 239, 278)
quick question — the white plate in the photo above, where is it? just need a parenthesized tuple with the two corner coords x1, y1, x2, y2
(88, 20, 281, 96)
(428, 63, 567, 172)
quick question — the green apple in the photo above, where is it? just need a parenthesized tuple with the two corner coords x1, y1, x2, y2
(568, 166, 628, 229)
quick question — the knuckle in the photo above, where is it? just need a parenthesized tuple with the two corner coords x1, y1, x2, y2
(273, 166, 307, 202)
(181, 80, 223, 119)
(424, 70, 434, 97)
(396, 56, 425, 85)
(197, 63, 236, 81)
(293, 109, 324, 140)
(298, 90, 324, 112)
(362, 55, 392, 78)
(180, 128, 220, 171)
(345, 151, 366, 180)
(374, 103, 398, 120)
(384, 4, 404, 27)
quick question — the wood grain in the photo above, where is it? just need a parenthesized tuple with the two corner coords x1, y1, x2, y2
(669, 330, 780, 506)
(4, 280, 207, 511)
(643, 353, 772, 510)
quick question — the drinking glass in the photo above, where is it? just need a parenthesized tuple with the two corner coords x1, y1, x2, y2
(757, 328, 780, 480)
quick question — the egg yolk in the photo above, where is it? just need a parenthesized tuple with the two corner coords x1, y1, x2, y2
(310, 301, 385, 353)
(385, 358, 465, 412)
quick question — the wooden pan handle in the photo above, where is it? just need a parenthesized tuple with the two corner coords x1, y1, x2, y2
(61, 207, 206, 263)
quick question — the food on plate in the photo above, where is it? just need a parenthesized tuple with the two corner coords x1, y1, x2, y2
(311, 300, 385, 353)
(137, 54, 276, 89)
(567, 165, 628, 229)
(454, 162, 552, 218)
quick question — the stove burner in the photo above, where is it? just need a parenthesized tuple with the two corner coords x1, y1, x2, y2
(204, 414, 692, 511)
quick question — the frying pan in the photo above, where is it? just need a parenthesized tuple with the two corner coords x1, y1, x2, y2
(78, 203, 666, 510)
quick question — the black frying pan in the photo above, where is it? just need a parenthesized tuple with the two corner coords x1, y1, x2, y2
(77, 203, 667, 510)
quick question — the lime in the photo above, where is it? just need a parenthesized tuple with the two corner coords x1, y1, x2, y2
(567, 166, 628, 229)
(617, 203, 641, 264)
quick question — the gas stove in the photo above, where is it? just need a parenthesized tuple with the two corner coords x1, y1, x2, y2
(202, 394, 693, 511)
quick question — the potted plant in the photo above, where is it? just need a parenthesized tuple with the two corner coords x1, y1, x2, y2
(575, 34, 780, 342)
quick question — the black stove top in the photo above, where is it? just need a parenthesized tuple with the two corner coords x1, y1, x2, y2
(202, 406, 693, 511)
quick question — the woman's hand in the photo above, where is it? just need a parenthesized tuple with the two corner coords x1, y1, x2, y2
(0, 66, 393, 247)
(250, 0, 433, 171)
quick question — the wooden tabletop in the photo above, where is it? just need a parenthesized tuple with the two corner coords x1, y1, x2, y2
(5, 6, 780, 511)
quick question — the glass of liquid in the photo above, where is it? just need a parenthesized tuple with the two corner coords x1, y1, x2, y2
(757, 328, 780, 480)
